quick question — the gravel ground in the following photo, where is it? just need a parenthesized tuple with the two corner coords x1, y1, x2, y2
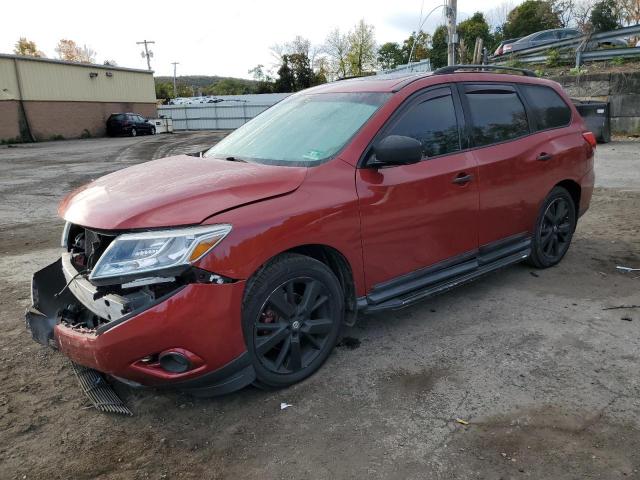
(0, 133, 639, 479)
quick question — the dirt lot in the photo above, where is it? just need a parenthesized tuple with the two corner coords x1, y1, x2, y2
(1, 133, 639, 479)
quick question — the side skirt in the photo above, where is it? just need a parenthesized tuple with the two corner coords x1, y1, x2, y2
(357, 233, 531, 314)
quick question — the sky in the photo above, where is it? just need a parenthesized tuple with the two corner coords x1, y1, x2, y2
(3, 0, 518, 79)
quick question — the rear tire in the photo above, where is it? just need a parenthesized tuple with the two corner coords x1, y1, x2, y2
(242, 254, 344, 389)
(527, 186, 576, 268)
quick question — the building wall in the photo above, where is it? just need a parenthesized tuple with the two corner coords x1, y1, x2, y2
(24, 101, 157, 139)
(0, 55, 157, 141)
(0, 100, 21, 140)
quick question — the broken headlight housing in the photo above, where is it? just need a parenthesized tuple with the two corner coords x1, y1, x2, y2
(88, 224, 232, 283)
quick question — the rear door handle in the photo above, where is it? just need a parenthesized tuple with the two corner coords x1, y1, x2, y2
(537, 152, 553, 161)
(452, 173, 473, 185)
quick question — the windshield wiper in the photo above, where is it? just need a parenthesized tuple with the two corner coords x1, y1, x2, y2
(224, 156, 247, 163)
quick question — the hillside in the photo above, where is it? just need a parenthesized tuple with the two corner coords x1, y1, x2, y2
(155, 75, 258, 96)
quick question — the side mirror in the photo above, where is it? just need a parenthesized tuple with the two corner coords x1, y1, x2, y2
(372, 135, 422, 166)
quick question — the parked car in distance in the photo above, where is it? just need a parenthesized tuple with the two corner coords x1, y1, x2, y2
(494, 37, 521, 56)
(507, 28, 626, 54)
(106, 113, 156, 137)
(27, 66, 596, 399)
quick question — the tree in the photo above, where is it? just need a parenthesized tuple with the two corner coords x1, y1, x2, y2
(347, 19, 377, 76)
(289, 52, 315, 90)
(103, 59, 118, 66)
(14, 37, 45, 57)
(590, 0, 622, 31)
(503, 1, 561, 38)
(55, 39, 96, 63)
(401, 31, 431, 63)
(204, 78, 252, 95)
(155, 81, 174, 103)
(275, 55, 296, 93)
(487, 1, 516, 30)
(430, 25, 448, 69)
(377, 42, 404, 70)
(324, 28, 351, 79)
(619, 0, 640, 25)
(248, 64, 274, 93)
(457, 12, 493, 57)
(551, 0, 577, 27)
(574, 0, 597, 30)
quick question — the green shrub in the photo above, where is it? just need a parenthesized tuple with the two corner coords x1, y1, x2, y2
(546, 49, 561, 68)
(80, 129, 92, 139)
(611, 56, 626, 66)
(49, 134, 65, 141)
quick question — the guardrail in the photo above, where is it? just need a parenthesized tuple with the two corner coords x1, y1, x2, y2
(493, 24, 640, 66)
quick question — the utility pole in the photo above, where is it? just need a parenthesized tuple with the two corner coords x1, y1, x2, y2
(446, 0, 457, 66)
(171, 62, 179, 98)
(136, 40, 155, 70)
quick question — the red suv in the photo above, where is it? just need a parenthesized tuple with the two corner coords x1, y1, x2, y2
(26, 66, 595, 397)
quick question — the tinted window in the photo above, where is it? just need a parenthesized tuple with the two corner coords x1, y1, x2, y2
(534, 31, 558, 41)
(521, 85, 572, 130)
(387, 93, 460, 158)
(465, 89, 529, 147)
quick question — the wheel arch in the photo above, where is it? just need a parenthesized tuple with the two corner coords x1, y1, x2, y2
(252, 244, 358, 325)
(555, 179, 581, 211)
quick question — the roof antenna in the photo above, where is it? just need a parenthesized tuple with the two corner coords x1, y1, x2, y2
(407, 2, 447, 69)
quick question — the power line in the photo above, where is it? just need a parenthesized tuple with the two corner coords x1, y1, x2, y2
(136, 40, 155, 71)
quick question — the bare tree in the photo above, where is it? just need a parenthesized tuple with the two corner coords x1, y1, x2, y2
(552, 0, 577, 27)
(324, 28, 350, 79)
(55, 39, 96, 63)
(574, 0, 596, 31)
(486, 1, 515, 30)
(619, 0, 640, 26)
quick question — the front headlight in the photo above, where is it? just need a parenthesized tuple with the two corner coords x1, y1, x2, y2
(89, 224, 232, 282)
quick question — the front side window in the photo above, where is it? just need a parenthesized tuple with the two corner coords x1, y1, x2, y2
(205, 92, 390, 166)
(521, 85, 571, 131)
(465, 89, 529, 147)
(386, 93, 461, 158)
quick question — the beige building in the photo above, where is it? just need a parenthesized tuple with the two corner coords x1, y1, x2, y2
(0, 54, 157, 142)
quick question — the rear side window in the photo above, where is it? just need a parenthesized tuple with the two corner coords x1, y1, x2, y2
(387, 93, 461, 158)
(521, 85, 571, 131)
(464, 89, 529, 147)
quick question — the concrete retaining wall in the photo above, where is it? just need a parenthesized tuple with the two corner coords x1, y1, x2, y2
(551, 71, 640, 135)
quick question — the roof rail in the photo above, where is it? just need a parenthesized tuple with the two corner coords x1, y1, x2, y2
(434, 64, 537, 77)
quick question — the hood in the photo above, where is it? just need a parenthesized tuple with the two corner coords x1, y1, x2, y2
(59, 155, 307, 230)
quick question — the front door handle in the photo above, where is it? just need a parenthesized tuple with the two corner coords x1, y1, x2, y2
(537, 152, 553, 161)
(452, 172, 473, 185)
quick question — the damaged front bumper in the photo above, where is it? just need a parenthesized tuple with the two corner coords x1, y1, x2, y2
(25, 257, 255, 396)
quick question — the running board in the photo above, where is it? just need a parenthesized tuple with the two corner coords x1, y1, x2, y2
(71, 362, 133, 416)
(360, 248, 530, 314)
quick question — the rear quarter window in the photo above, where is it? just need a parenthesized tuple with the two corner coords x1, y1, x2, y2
(464, 88, 529, 147)
(520, 85, 572, 131)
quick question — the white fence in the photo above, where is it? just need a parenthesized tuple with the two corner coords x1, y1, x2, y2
(158, 93, 291, 130)
(157, 103, 272, 130)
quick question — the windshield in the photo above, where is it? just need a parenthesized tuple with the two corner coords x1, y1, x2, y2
(204, 92, 390, 166)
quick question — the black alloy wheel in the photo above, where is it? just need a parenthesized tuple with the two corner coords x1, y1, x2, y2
(242, 254, 343, 388)
(255, 278, 333, 374)
(528, 187, 576, 268)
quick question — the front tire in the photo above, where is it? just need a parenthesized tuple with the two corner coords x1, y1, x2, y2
(130, 128, 137, 137)
(242, 254, 344, 389)
(527, 186, 576, 268)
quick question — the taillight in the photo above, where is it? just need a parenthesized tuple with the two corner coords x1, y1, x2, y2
(582, 131, 597, 149)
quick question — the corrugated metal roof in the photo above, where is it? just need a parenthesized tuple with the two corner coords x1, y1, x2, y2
(0, 53, 153, 74)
